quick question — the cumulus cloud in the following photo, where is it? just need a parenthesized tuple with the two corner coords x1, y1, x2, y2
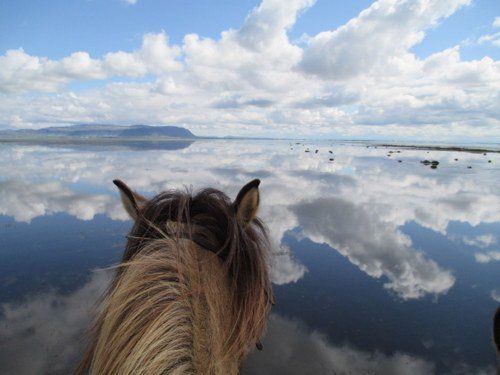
(242, 314, 436, 375)
(0, 270, 112, 375)
(0, 0, 498, 139)
(0, 32, 180, 93)
(181, 0, 314, 96)
(300, 0, 471, 79)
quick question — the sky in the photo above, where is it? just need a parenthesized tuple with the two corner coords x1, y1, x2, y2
(0, 0, 499, 140)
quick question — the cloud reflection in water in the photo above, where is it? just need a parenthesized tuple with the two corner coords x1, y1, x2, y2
(0, 140, 499, 373)
(0, 270, 112, 375)
(292, 197, 455, 299)
(243, 314, 435, 375)
(0, 273, 436, 375)
(0, 141, 498, 296)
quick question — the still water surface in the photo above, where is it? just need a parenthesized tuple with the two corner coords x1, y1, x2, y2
(0, 140, 499, 374)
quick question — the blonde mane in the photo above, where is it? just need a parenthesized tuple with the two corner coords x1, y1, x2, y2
(76, 181, 272, 374)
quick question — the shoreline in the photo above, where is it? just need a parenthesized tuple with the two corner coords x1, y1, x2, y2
(377, 143, 500, 154)
(0, 137, 499, 154)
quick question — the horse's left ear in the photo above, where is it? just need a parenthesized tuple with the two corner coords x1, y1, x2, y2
(113, 179, 147, 220)
(234, 179, 260, 225)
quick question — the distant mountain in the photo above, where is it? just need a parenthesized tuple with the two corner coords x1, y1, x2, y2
(0, 124, 196, 139)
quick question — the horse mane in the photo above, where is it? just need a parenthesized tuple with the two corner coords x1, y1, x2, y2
(76, 187, 272, 374)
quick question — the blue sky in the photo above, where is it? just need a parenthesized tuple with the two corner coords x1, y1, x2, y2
(1, 0, 498, 60)
(0, 0, 499, 140)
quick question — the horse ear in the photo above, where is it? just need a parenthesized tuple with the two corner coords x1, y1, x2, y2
(234, 179, 260, 224)
(113, 179, 147, 220)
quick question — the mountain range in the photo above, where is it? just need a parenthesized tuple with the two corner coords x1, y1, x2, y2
(0, 124, 196, 140)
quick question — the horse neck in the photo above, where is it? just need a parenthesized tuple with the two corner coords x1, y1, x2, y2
(86, 239, 241, 375)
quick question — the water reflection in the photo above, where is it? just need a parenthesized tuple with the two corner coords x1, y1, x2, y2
(0, 140, 498, 373)
(292, 197, 454, 299)
(0, 271, 437, 375)
(0, 139, 194, 152)
(243, 315, 435, 375)
(0, 180, 124, 222)
(0, 270, 111, 375)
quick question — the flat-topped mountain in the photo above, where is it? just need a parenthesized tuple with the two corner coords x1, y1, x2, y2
(0, 124, 196, 139)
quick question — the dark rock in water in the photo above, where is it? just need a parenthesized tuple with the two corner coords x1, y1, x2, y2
(387, 154, 391, 157)
(315, 150, 319, 153)
(454, 158, 458, 161)
(329, 150, 333, 154)
(329, 158, 334, 161)
(396, 150, 401, 153)
(398, 160, 402, 163)
(305, 149, 310, 153)
(430, 165, 437, 169)
(389, 151, 394, 153)
(467, 166, 472, 169)
(483, 153, 486, 155)
(421, 160, 431, 165)
(488, 160, 492, 163)
(431, 160, 439, 165)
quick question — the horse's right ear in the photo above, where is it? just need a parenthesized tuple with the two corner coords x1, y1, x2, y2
(233, 179, 260, 225)
(113, 179, 147, 220)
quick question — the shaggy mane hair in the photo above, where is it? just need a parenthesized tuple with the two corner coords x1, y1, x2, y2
(76, 186, 272, 374)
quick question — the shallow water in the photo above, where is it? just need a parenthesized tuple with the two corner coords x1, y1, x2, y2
(0, 139, 498, 374)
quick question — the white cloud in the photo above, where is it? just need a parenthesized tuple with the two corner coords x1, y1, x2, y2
(461, 16, 500, 47)
(300, 0, 471, 79)
(462, 234, 496, 248)
(0, 0, 498, 139)
(474, 251, 500, 264)
(0, 32, 180, 94)
(477, 31, 500, 47)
